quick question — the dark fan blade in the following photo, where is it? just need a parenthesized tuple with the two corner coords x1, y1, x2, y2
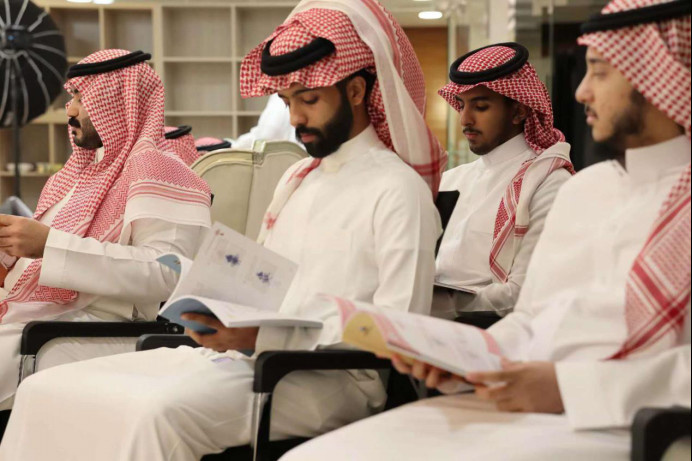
(0, 0, 67, 127)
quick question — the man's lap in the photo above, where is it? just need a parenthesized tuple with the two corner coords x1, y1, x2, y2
(3, 346, 384, 460)
(281, 393, 631, 461)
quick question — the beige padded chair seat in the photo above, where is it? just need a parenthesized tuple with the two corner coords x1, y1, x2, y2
(191, 140, 307, 240)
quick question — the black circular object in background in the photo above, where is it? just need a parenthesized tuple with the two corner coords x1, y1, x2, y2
(1, 0, 67, 127)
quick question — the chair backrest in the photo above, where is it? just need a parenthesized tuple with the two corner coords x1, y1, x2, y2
(191, 140, 307, 240)
(435, 190, 460, 257)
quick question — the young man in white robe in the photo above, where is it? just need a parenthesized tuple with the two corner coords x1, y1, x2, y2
(281, 0, 691, 459)
(0, 1, 446, 459)
(0, 50, 211, 412)
(434, 43, 573, 319)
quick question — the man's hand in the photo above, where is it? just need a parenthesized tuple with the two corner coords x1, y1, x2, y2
(0, 215, 50, 259)
(391, 354, 465, 390)
(181, 313, 259, 352)
(467, 360, 564, 414)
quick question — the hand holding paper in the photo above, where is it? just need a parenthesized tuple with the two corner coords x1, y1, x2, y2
(334, 296, 502, 378)
(0, 215, 50, 259)
(468, 360, 565, 414)
(182, 312, 260, 352)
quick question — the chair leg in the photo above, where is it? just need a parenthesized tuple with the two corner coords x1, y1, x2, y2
(0, 410, 10, 443)
(18, 354, 36, 384)
(250, 393, 271, 461)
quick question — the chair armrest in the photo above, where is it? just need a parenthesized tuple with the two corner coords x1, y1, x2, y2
(136, 334, 201, 351)
(632, 407, 692, 461)
(253, 350, 390, 393)
(21, 321, 183, 356)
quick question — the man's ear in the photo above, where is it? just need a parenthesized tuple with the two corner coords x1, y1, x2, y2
(347, 76, 368, 107)
(512, 103, 529, 126)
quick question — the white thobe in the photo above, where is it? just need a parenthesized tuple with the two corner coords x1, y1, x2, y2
(434, 134, 570, 317)
(233, 94, 299, 149)
(0, 148, 207, 410)
(0, 125, 440, 460)
(281, 136, 691, 460)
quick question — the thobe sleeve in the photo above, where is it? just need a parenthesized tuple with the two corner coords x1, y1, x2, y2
(556, 343, 691, 430)
(370, 179, 440, 314)
(255, 178, 440, 353)
(39, 219, 205, 304)
(465, 169, 571, 316)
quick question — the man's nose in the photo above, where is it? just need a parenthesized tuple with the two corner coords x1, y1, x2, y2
(289, 107, 308, 128)
(66, 101, 78, 118)
(460, 107, 474, 127)
(575, 77, 591, 105)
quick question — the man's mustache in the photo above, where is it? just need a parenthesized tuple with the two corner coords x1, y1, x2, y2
(295, 126, 323, 141)
(463, 128, 481, 135)
(584, 105, 597, 118)
(68, 117, 81, 129)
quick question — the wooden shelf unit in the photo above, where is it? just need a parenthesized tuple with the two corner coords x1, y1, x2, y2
(1, 0, 298, 209)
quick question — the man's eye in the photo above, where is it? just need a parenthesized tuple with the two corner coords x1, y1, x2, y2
(475, 105, 489, 111)
(303, 97, 318, 105)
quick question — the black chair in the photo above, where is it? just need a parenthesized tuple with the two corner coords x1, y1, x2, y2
(632, 407, 691, 461)
(454, 311, 502, 329)
(137, 335, 418, 461)
(435, 190, 460, 257)
(18, 320, 184, 383)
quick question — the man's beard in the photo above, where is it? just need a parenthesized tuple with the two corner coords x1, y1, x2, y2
(295, 90, 354, 159)
(69, 117, 103, 150)
(592, 90, 646, 162)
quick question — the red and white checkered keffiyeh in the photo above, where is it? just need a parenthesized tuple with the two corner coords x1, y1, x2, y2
(195, 137, 231, 153)
(439, 44, 574, 282)
(240, 0, 447, 244)
(165, 126, 199, 166)
(0, 49, 211, 324)
(579, 0, 691, 138)
(579, 0, 691, 359)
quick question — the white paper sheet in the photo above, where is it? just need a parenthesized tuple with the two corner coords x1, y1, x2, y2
(343, 303, 501, 376)
(158, 222, 321, 333)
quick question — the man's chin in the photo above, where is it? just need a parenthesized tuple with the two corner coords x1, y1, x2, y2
(468, 144, 490, 156)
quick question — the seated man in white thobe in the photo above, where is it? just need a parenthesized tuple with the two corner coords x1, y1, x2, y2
(0, 50, 212, 411)
(0, 1, 446, 459)
(233, 94, 299, 149)
(282, 0, 691, 459)
(434, 43, 573, 319)
(193, 94, 295, 154)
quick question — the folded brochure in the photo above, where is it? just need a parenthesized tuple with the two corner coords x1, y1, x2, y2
(334, 297, 501, 376)
(158, 222, 322, 334)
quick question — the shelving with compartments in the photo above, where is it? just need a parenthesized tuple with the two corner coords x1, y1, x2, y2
(0, 0, 297, 209)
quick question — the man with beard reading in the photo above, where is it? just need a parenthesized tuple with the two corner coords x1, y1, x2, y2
(281, 0, 690, 458)
(433, 43, 573, 319)
(0, 1, 445, 459)
(0, 49, 211, 412)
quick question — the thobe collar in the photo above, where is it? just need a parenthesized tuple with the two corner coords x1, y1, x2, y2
(480, 133, 530, 167)
(320, 124, 380, 173)
(625, 135, 690, 184)
(95, 147, 105, 164)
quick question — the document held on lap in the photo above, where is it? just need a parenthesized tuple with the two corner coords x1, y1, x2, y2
(335, 298, 501, 376)
(159, 222, 322, 334)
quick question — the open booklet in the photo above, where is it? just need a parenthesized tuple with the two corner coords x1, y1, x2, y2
(334, 297, 501, 376)
(433, 280, 477, 295)
(158, 222, 323, 334)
